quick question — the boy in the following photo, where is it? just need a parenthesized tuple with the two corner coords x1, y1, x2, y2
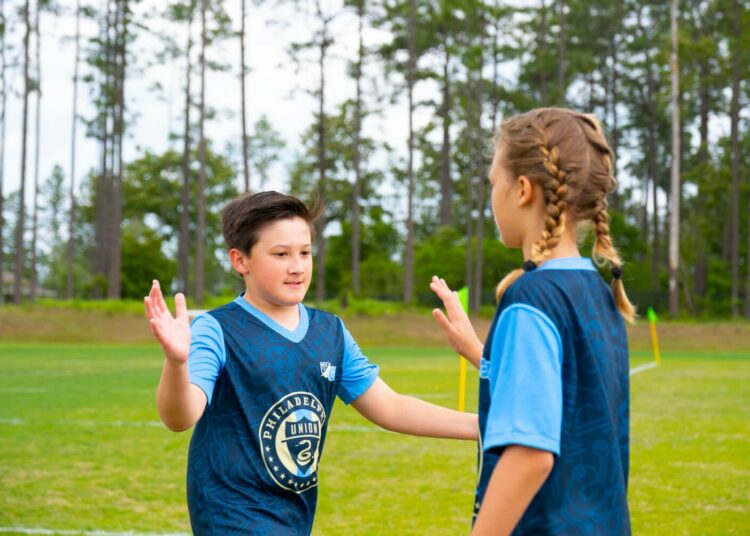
(145, 191, 477, 535)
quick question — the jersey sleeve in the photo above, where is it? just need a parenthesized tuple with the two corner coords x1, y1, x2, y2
(484, 303, 563, 455)
(188, 313, 226, 405)
(336, 318, 379, 405)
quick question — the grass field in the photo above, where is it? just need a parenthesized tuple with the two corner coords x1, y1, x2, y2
(0, 343, 748, 535)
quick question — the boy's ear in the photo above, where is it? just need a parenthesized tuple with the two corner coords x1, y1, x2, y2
(229, 248, 250, 275)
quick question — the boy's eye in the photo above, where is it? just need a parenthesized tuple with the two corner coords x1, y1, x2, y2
(274, 252, 287, 257)
(301, 251, 311, 256)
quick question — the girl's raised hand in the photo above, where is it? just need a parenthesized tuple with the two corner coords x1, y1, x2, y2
(429, 276, 484, 368)
(144, 280, 191, 365)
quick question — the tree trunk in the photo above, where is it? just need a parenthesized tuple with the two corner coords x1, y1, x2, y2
(179, 1, 194, 294)
(472, 11, 486, 313)
(66, 0, 81, 299)
(538, 0, 548, 106)
(403, 0, 415, 303)
(31, 0, 41, 302)
(14, 0, 31, 304)
(439, 49, 452, 226)
(314, 2, 329, 302)
(107, 0, 126, 299)
(643, 37, 659, 286)
(240, 0, 250, 193)
(196, 0, 207, 305)
(0, 0, 6, 304)
(556, 0, 565, 105)
(351, 1, 364, 296)
(729, 0, 740, 316)
(94, 0, 114, 299)
(745, 192, 750, 320)
(694, 56, 709, 300)
(668, 0, 680, 317)
(608, 0, 621, 210)
(746, 193, 750, 318)
(464, 93, 473, 306)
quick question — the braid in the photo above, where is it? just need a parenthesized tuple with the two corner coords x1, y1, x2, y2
(591, 199, 636, 324)
(534, 145, 569, 260)
(494, 108, 637, 323)
(496, 130, 569, 303)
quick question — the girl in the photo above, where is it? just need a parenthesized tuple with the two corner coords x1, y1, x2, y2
(431, 107, 634, 535)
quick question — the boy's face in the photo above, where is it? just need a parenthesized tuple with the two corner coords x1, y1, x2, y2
(235, 216, 313, 308)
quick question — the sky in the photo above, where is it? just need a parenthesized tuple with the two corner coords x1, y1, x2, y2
(1, 0, 432, 221)
(3, 0, 738, 241)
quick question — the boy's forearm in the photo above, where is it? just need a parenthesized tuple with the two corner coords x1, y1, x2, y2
(156, 359, 206, 432)
(472, 446, 554, 535)
(353, 379, 477, 440)
(386, 394, 478, 439)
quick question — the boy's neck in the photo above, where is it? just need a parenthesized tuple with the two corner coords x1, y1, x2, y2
(242, 292, 301, 331)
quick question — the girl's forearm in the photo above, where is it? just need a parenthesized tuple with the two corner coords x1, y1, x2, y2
(156, 359, 206, 432)
(464, 341, 484, 369)
(472, 446, 555, 535)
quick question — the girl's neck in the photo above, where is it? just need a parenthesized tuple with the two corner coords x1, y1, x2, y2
(242, 292, 300, 331)
(522, 226, 581, 263)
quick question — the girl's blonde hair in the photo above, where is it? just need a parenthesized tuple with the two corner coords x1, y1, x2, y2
(494, 107, 636, 324)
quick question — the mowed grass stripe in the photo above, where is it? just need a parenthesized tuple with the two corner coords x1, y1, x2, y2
(1, 344, 747, 535)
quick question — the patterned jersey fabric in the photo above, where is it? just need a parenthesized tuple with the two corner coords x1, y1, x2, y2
(475, 257, 631, 535)
(186, 301, 369, 535)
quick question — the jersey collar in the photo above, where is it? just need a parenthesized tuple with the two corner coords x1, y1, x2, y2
(234, 295, 309, 343)
(536, 257, 597, 272)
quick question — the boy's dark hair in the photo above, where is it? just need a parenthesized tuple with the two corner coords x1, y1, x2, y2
(221, 191, 321, 254)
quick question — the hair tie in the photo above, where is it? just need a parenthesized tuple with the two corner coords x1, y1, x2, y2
(611, 266, 623, 280)
(523, 260, 538, 272)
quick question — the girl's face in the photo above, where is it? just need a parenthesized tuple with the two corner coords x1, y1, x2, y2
(489, 146, 523, 248)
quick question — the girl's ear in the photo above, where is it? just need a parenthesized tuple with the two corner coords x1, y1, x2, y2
(229, 248, 250, 275)
(517, 175, 536, 207)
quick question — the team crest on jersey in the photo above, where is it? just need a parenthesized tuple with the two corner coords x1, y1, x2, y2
(260, 391, 327, 493)
(320, 361, 336, 381)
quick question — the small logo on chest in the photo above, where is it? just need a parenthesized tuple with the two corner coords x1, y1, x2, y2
(320, 362, 336, 382)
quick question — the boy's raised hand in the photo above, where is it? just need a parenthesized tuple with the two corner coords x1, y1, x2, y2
(144, 280, 191, 364)
(429, 276, 484, 368)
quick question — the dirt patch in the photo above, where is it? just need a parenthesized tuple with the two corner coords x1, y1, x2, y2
(1, 308, 748, 353)
(0, 309, 153, 344)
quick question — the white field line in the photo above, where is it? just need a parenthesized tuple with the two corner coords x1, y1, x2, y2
(629, 361, 658, 376)
(0, 418, 388, 433)
(0, 528, 189, 536)
(0, 418, 163, 428)
(2, 364, 658, 430)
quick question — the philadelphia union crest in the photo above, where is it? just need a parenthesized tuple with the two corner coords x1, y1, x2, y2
(260, 391, 327, 493)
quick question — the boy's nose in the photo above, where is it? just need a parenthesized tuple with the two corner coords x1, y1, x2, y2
(288, 257, 305, 274)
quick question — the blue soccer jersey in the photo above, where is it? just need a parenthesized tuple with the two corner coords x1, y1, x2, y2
(476, 257, 630, 534)
(185, 296, 378, 535)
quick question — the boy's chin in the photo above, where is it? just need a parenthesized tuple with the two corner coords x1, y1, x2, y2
(279, 287, 308, 304)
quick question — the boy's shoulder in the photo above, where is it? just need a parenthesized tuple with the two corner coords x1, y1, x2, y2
(301, 304, 342, 327)
(203, 299, 343, 336)
(205, 299, 243, 317)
